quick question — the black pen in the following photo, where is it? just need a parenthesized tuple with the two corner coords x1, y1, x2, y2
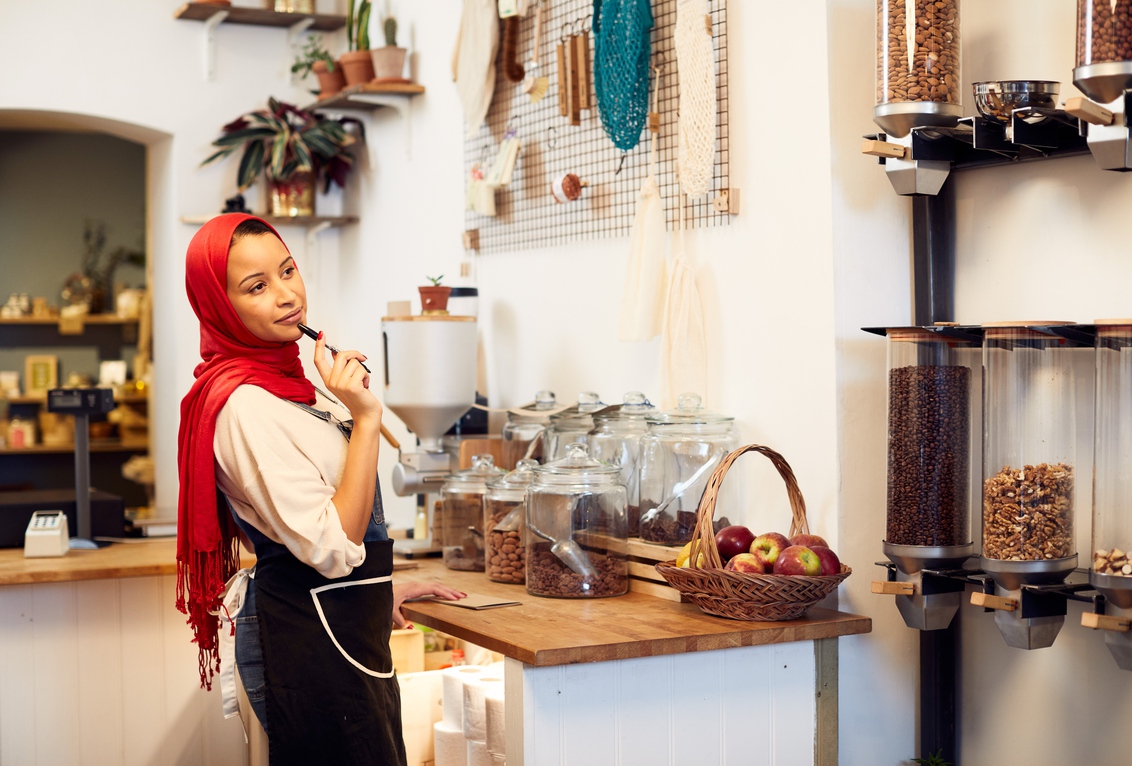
(297, 323, 371, 373)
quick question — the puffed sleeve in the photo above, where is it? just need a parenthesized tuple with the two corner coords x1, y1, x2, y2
(214, 386, 366, 578)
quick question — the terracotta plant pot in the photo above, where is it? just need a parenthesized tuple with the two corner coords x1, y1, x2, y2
(339, 50, 375, 86)
(269, 171, 315, 217)
(371, 46, 408, 82)
(419, 286, 452, 313)
(313, 59, 347, 97)
(269, 0, 314, 11)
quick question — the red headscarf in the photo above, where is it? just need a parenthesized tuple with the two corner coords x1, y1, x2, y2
(176, 213, 315, 689)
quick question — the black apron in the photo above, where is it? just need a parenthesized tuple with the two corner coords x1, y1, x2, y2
(232, 396, 406, 766)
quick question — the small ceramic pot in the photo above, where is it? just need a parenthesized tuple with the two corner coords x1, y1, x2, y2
(313, 59, 347, 97)
(340, 50, 375, 86)
(371, 46, 408, 81)
(419, 286, 452, 313)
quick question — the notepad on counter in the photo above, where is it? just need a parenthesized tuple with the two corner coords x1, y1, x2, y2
(422, 593, 521, 610)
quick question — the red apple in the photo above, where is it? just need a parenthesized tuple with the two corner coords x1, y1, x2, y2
(724, 553, 765, 574)
(810, 545, 841, 576)
(750, 532, 790, 570)
(773, 545, 822, 576)
(790, 533, 828, 549)
(715, 525, 756, 561)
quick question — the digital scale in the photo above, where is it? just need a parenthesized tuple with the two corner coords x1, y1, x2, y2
(46, 387, 115, 550)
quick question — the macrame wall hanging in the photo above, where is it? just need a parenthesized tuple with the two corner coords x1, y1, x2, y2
(462, 0, 731, 255)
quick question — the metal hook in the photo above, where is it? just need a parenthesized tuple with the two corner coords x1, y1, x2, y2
(581, 13, 592, 33)
(504, 115, 520, 138)
(614, 152, 627, 176)
(546, 126, 558, 149)
(560, 22, 571, 43)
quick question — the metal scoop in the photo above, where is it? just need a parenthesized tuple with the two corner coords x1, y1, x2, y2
(640, 452, 722, 524)
(525, 495, 597, 579)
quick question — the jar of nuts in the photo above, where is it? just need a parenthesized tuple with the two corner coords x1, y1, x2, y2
(638, 393, 739, 546)
(981, 323, 1083, 587)
(484, 459, 538, 584)
(526, 443, 628, 598)
(589, 391, 657, 537)
(1089, 321, 1132, 607)
(502, 389, 559, 465)
(875, 0, 962, 137)
(545, 391, 606, 462)
(440, 454, 506, 571)
(1074, 0, 1132, 103)
(883, 329, 979, 557)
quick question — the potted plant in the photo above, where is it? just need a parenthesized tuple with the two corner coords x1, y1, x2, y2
(292, 35, 346, 98)
(419, 275, 451, 313)
(63, 220, 145, 314)
(371, 16, 408, 82)
(340, 0, 375, 86)
(202, 98, 363, 217)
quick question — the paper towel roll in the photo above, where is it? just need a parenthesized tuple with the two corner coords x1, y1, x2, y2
(462, 675, 503, 742)
(489, 754, 506, 766)
(434, 721, 469, 766)
(484, 689, 506, 756)
(467, 738, 492, 766)
(442, 666, 486, 729)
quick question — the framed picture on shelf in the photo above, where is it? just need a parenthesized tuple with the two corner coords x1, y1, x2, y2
(24, 355, 58, 396)
(0, 370, 19, 398)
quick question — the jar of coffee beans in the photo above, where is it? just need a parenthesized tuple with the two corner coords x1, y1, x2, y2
(981, 323, 1082, 585)
(440, 454, 506, 571)
(502, 390, 558, 465)
(875, 0, 962, 136)
(526, 443, 628, 598)
(638, 394, 739, 546)
(884, 328, 978, 550)
(545, 391, 606, 462)
(588, 391, 657, 537)
(1075, 0, 1132, 104)
(1089, 321, 1132, 605)
(485, 459, 538, 584)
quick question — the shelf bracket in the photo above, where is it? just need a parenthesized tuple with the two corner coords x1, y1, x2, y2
(202, 9, 229, 81)
(287, 17, 316, 85)
(347, 95, 414, 158)
(305, 220, 333, 249)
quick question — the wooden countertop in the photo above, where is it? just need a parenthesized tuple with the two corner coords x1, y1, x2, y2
(400, 559, 871, 667)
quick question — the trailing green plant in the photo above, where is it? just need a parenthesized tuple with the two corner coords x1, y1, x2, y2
(202, 97, 365, 193)
(426, 275, 444, 286)
(912, 750, 952, 766)
(347, 0, 372, 51)
(383, 17, 398, 47)
(291, 35, 335, 80)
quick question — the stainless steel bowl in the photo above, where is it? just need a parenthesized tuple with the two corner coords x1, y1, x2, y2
(972, 80, 1060, 124)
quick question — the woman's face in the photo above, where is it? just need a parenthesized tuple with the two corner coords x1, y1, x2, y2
(226, 233, 307, 343)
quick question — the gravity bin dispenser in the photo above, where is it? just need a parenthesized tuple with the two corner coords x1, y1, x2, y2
(875, 327, 979, 631)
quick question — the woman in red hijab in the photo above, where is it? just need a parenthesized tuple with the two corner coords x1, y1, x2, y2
(177, 214, 463, 765)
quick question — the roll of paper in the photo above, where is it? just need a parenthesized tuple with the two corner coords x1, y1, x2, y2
(462, 675, 504, 742)
(442, 666, 486, 729)
(485, 689, 506, 756)
(467, 738, 492, 766)
(434, 721, 469, 766)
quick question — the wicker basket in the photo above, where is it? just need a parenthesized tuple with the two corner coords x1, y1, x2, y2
(655, 444, 851, 621)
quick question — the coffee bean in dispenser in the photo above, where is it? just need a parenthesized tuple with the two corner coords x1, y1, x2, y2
(1075, 0, 1132, 103)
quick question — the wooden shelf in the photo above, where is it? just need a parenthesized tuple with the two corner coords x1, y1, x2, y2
(0, 316, 138, 326)
(0, 439, 149, 456)
(305, 81, 425, 111)
(180, 215, 358, 228)
(174, 2, 347, 31)
(6, 394, 147, 406)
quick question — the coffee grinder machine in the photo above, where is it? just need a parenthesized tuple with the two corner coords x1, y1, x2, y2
(382, 313, 478, 555)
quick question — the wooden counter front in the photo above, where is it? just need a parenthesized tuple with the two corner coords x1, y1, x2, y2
(400, 558, 871, 667)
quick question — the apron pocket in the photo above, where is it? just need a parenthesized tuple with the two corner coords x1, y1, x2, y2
(310, 575, 395, 678)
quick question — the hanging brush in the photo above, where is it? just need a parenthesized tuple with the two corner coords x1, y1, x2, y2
(521, 1, 549, 102)
(502, 16, 526, 83)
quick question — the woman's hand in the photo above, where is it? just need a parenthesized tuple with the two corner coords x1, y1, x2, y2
(392, 582, 467, 629)
(311, 331, 382, 423)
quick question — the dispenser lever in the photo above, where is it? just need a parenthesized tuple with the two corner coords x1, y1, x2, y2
(1064, 97, 1114, 126)
(1082, 612, 1131, 632)
(861, 139, 906, 159)
(871, 580, 915, 595)
(971, 591, 1017, 612)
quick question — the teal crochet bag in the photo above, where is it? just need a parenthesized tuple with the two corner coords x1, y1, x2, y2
(593, 0, 653, 151)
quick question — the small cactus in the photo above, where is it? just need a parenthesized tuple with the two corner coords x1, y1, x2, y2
(383, 17, 398, 47)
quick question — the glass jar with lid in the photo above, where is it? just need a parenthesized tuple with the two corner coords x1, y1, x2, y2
(544, 392, 606, 461)
(525, 443, 628, 598)
(502, 390, 557, 464)
(1091, 320, 1132, 608)
(588, 391, 657, 536)
(485, 459, 538, 584)
(883, 328, 979, 573)
(875, 0, 962, 137)
(440, 454, 506, 571)
(981, 323, 1081, 589)
(638, 393, 739, 546)
(1075, 0, 1132, 103)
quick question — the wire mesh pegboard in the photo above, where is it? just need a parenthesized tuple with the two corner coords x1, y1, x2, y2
(463, 0, 730, 255)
